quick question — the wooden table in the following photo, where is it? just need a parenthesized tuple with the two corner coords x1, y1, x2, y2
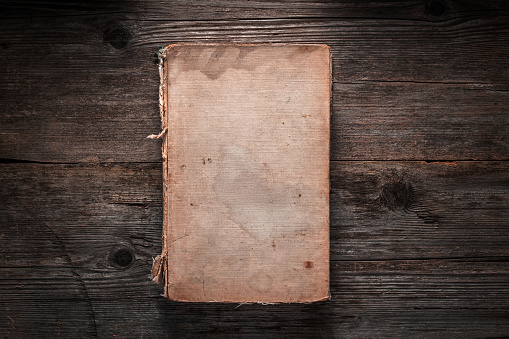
(1, 1, 508, 337)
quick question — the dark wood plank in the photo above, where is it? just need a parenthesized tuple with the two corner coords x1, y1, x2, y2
(0, 163, 162, 337)
(331, 160, 509, 260)
(1, 162, 508, 337)
(331, 161, 508, 337)
(1, 162, 507, 263)
(132, 17, 509, 85)
(3, 262, 509, 338)
(2, 78, 507, 163)
(2, 0, 508, 21)
(2, 15, 509, 162)
(333, 82, 508, 160)
(1, 5, 508, 162)
(1, 10, 508, 84)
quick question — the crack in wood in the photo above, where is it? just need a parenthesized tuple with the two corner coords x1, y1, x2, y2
(26, 213, 99, 337)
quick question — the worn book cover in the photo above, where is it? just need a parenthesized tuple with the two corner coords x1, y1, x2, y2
(151, 43, 331, 303)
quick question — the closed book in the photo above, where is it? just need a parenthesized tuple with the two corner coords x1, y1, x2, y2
(152, 43, 331, 303)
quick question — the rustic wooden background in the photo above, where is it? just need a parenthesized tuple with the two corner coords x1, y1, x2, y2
(1, 0, 508, 337)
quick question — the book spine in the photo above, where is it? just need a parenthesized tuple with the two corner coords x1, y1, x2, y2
(151, 47, 169, 298)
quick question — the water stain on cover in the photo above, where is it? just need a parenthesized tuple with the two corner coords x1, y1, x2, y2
(166, 44, 323, 80)
(212, 145, 302, 241)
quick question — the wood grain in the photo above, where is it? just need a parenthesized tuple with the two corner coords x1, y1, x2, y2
(1, 73, 508, 163)
(330, 161, 509, 260)
(1, 162, 508, 337)
(1, 12, 508, 162)
(2, 0, 508, 21)
(2, 162, 507, 263)
(1, 0, 508, 337)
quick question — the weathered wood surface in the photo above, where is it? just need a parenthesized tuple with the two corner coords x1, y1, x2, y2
(1, 162, 508, 337)
(1, 0, 508, 338)
(1, 0, 508, 21)
(1, 6, 509, 162)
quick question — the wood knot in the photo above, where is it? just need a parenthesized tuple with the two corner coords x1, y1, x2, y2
(104, 26, 132, 49)
(379, 181, 415, 211)
(111, 248, 134, 267)
(425, 0, 447, 18)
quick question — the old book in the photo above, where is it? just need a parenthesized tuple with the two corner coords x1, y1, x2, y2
(152, 43, 331, 303)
